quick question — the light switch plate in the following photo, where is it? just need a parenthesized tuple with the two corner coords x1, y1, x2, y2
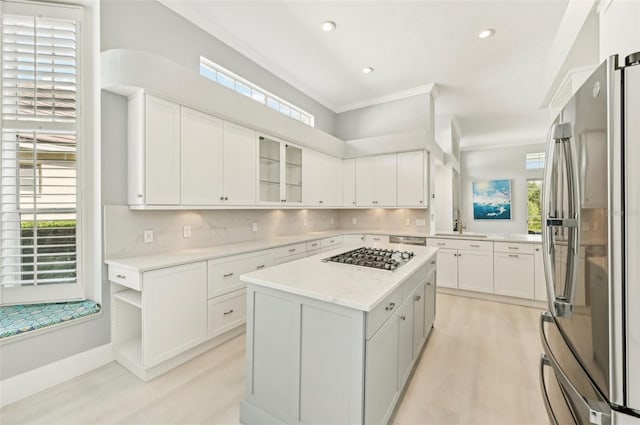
(405, 218, 411, 226)
(183, 226, 191, 238)
(252, 222, 258, 232)
(352, 218, 357, 224)
(143, 230, 154, 243)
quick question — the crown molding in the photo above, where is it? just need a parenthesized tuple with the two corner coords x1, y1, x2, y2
(335, 84, 439, 114)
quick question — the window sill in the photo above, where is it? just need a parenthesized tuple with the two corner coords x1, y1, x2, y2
(0, 300, 101, 345)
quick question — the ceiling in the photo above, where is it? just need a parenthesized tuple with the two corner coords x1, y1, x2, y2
(159, 0, 569, 149)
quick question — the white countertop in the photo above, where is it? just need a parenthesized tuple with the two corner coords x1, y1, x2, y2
(429, 232, 542, 244)
(104, 229, 429, 272)
(240, 245, 438, 312)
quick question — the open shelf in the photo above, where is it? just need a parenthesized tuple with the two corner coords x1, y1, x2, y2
(116, 338, 142, 367)
(113, 289, 142, 308)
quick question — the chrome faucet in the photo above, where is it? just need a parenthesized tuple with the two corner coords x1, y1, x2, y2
(453, 210, 463, 234)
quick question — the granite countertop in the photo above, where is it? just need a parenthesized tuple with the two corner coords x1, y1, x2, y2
(240, 245, 439, 312)
(104, 229, 430, 272)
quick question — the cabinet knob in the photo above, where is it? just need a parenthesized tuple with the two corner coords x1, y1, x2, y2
(415, 295, 421, 301)
(427, 281, 431, 286)
(430, 260, 436, 265)
(352, 201, 356, 205)
(224, 196, 228, 201)
(400, 315, 407, 321)
(137, 194, 143, 198)
(385, 302, 396, 311)
(419, 200, 423, 203)
(319, 200, 323, 204)
(220, 196, 224, 201)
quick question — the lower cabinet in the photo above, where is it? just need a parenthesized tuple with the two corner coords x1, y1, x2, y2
(110, 261, 208, 379)
(429, 238, 493, 293)
(242, 259, 437, 425)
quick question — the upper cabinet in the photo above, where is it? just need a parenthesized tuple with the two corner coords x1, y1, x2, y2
(356, 154, 397, 207)
(258, 135, 303, 205)
(129, 93, 181, 206)
(397, 151, 427, 207)
(129, 93, 256, 207)
(342, 159, 356, 207)
(303, 150, 342, 207)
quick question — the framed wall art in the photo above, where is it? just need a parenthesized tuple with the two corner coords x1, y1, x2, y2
(472, 179, 512, 220)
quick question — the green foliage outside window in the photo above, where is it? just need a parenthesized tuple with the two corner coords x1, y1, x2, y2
(528, 180, 542, 234)
(20, 220, 77, 283)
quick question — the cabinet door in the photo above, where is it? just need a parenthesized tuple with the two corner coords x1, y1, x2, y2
(424, 269, 436, 332)
(365, 317, 399, 425)
(180, 106, 224, 205)
(302, 150, 324, 206)
(258, 136, 281, 203)
(343, 234, 365, 246)
(374, 154, 398, 206)
(143, 262, 207, 368)
(534, 246, 547, 301)
(355, 157, 376, 207)
(412, 282, 426, 358)
(284, 144, 303, 204)
(145, 95, 181, 205)
(458, 250, 494, 293)
(436, 249, 458, 289)
(397, 151, 425, 207)
(223, 121, 256, 205)
(397, 301, 414, 388)
(326, 155, 343, 207)
(494, 253, 535, 299)
(343, 159, 356, 207)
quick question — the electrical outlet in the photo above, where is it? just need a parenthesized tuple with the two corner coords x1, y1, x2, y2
(330, 217, 335, 224)
(303, 218, 307, 226)
(405, 218, 411, 226)
(252, 222, 258, 232)
(143, 230, 154, 243)
(183, 226, 191, 238)
(352, 218, 357, 225)
(415, 219, 427, 227)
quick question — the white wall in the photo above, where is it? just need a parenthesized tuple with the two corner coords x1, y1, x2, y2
(460, 143, 545, 235)
(100, 0, 337, 135)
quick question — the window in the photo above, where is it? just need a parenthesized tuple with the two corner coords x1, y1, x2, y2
(1, 1, 86, 305)
(199, 56, 315, 127)
(527, 179, 543, 234)
(526, 152, 545, 170)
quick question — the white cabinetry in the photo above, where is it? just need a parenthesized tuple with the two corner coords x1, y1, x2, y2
(343, 159, 356, 207)
(493, 242, 535, 299)
(343, 233, 365, 246)
(534, 245, 547, 301)
(258, 135, 303, 205)
(356, 154, 397, 207)
(129, 94, 256, 207)
(397, 151, 427, 207)
(364, 234, 390, 245)
(110, 261, 207, 380)
(303, 150, 342, 207)
(428, 238, 494, 293)
(128, 93, 181, 206)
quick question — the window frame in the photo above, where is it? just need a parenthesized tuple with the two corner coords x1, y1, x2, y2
(0, 0, 100, 306)
(199, 56, 315, 127)
(525, 152, 545, 170)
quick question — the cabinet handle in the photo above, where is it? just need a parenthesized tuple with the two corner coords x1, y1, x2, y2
(329, 240, 335, 243)
(319, 200, 323, 204)
(256, 264, 265, 269)
(373, 237, 381, 241)
(508, 254, 520, 258)
(470, 244, 480, 248)
(536, 248, 541, 252)
(311, 243, 318, 247)
(223, 273, 234, 278)
(415, 295, 422, 301)
(508, 246, 519, 250)
(137, 193, 143, 198)
(223, 309, 234, 316)
(427, 281, 432, 286)
(400, 315, 407, 321)
(352, 201, 356, 205)
(289, 248, 296, 253)
(224, 196, 228, 201)
(220, 196, 224, 201)
(430, 260, 436, 265)
(419, 200, 423, 203)
(385, 302, 396, 311)
(457, 253, 461, 257)
(116, 274, 126, 279)
(437, 242, 445, 246)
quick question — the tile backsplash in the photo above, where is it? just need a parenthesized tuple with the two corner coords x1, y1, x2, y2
(104, 206, 338, 259)
(336, 209, 430, 233)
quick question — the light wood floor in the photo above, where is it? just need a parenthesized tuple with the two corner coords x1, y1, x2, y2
(1, 293, 549, 425)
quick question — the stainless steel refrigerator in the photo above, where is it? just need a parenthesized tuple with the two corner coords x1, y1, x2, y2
(539, 53, 640, 424)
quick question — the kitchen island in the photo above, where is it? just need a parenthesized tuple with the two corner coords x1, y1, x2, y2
(239, 244, 438, 425)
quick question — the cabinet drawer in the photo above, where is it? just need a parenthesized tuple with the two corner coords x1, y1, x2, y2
(365, 234, 389, 245)
(494, 241, 535, 254)
(208, 289, 247, 338)
(321, 235, 343, 248)
(366, 288, 402, 340)
(306, 240, 322, 251)
(208, 253, 272, 298)
(427, 238, 459, 249)
(108, 265, 141, 291)
(273, 242, 307, 259)
(458, 240, 493, 251)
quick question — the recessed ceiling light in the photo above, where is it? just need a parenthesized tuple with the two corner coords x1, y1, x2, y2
(477, 28, 495, 39)
(321, 21, 336, 32)
(362, 66, 374, 74)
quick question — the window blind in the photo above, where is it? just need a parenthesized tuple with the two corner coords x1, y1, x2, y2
(525, 152, 545, 170)
(1, 10, 79, 293)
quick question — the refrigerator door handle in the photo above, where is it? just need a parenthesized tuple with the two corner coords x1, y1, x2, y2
(543, 127, 559, 308)
(539, 313, 611, 425)
(562, 131, 581, 312)
(540, 354, 561, 425)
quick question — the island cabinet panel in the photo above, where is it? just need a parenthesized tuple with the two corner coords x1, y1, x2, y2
(249, 292, 298, 422)
(424, 267, 437, 331)
(412, 282, 426, 358)
(397, 300, 415, 387)
(299, 304, 364, 425)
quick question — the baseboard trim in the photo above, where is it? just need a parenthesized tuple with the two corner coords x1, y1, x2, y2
(0, 343, 113, 408)
(437, 287, 548, 309)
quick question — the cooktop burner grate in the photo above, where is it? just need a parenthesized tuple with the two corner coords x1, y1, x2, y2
(322, 247, 414, 271)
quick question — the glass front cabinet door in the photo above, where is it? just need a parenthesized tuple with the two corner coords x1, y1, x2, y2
(258, 135, 303, 205)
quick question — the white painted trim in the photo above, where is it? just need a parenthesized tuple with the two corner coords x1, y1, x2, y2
(335, 84, 438, 113)
(596, 0, 613, 14)
(0, 343, 113, 408)
(0, 311, 102, 346)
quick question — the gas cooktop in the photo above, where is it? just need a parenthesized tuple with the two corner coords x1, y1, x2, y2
(322, 247, 415, 271)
